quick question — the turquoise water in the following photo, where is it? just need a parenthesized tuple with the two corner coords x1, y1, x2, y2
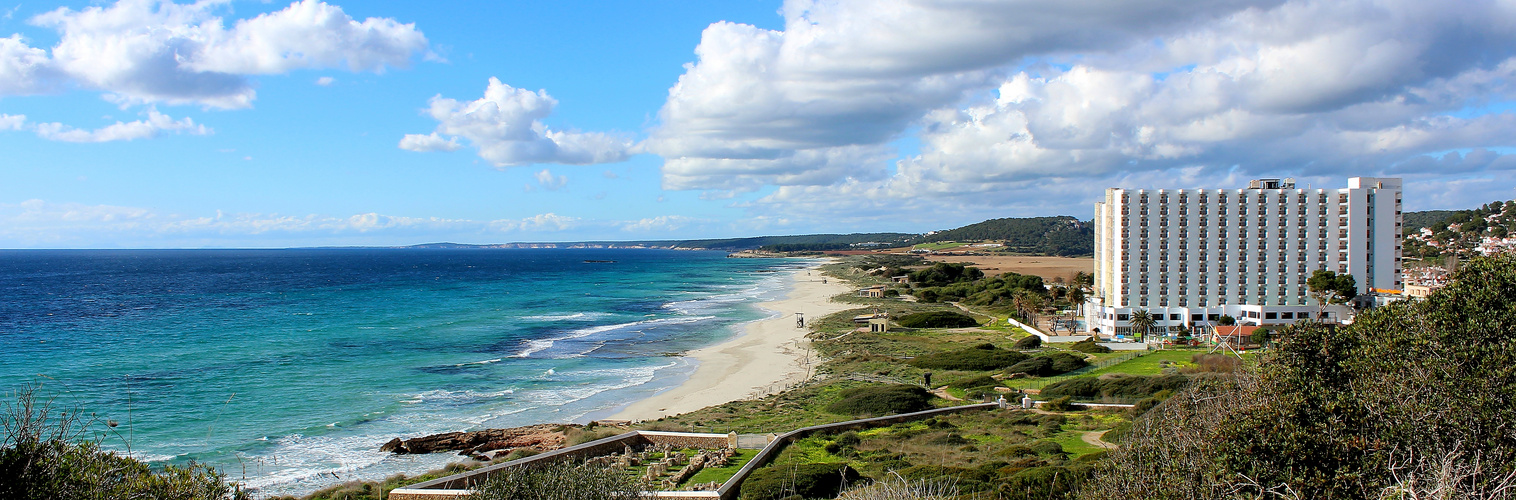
(0, 249, 806, 494)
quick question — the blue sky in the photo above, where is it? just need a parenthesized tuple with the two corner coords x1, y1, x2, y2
(3, 0, 1516, 247)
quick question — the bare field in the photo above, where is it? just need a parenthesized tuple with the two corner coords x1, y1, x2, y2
(924, 255, 1093, 281)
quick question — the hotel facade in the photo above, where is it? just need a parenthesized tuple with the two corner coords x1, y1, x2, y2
(1086, 177, 1403, 337)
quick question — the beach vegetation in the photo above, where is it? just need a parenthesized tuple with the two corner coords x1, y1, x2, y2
(896, 311, 979, 328)
(1067, 338, 1110, 354)
(1004, 353, 1088, 377)
(1013, 335, 1042, 349)
(466, 460, 646, 500)
(0, 383, 250, 500)
(907, 263, 983, 287)
(824, 385, 934, 417)
(908, 344, 1028, 371)
(1039, 374, 1190, 402)
(740, 463, 865, 500)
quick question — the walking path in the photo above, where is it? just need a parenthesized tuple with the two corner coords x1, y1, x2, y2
(1082, 429, 1116, 450)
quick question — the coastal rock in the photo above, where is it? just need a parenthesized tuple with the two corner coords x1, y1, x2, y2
(380, 423, 578, 455)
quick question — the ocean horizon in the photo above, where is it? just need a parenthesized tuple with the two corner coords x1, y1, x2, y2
(0, 248, 811, 495)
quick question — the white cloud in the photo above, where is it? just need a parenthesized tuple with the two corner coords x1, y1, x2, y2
(0, 113, 24, 130)
(315, 76, 335, 86)
(4, 0, 427, 108)
(398, 132, 461, 152)
(622, 215, 698, 232)
(648, 0, 1516, 222)
(33, 109, 210, 142)
(403, 77, 633, 167)
(491, 212, 580, 232)
(534, 169, 567, 190)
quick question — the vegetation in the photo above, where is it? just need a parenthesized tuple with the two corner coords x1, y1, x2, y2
(1004, 353, 1088, 377)
(908, 262, 984, 287)
(915, 272, 1048, 309)
(1013, 335, 1042, 349)
(1081, 254, 1516, 499)
(1402, 200, 1515, 259)
(1307, 269, 1359, 305)
(825, 385, 934, 417)
(0, 384, 249, 500)
(467, 460, 646, 500)
(896, 311, 980, 328)
(907, 344, 1029, 371)
(912, 216, 1094, 257)
(676, 233, 916, 251)
(1067, 339, 1111, 354)
(1039, 375, 1190, 401)
(741, 463, 865, 500)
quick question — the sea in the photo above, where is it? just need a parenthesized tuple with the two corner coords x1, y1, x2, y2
(0, 248, 809, 495)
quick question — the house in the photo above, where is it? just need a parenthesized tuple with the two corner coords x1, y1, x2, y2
(890, 275, 911, 284)
(852, 311, 890, 333)
(1211, 325, 1259, 346)
(857, 285, 886, 298)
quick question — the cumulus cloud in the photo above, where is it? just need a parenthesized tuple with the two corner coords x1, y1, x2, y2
(491, 212, 580, 232)
(1, 0, 427, 108)
(33, 109, 210, 142)
(398, 132, 461, 152)
(403, 77, 633, 167)
(650, 0, 1516, 221)
(315, 76, 335, 86)
(622, 215, 699, 232)
(0, 113, 24, 131)
(534, 169, 567, 190)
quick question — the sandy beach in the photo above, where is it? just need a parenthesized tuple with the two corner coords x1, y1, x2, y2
(611, 265, 853, 421)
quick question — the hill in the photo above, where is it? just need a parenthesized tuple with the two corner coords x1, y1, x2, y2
(914, 216, 1093, 256)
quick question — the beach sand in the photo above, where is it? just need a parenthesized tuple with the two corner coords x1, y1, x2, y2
(610, 266, 853, 421)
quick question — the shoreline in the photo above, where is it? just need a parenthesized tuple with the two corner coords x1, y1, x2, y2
(609, 264, 853, 421)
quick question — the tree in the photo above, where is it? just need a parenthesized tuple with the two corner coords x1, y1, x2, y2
(1217, 315, 1236, 326)
(1067, 287, 1086, 315)
(1128, 309, 1156, 340)
(1307, 270, 1358, 319)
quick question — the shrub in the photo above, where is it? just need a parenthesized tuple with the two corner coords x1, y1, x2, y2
(741, 463, 865, 500)
(1068, 338, 1111, 353)
(999, 466, 1089, 500)
(1005, 353, 1088, 377)
(897, 311, 980, 328)
(1184, 354, 1241, 373)
(0, 385, 249, 500)
(1030, 440, 1067, 456)
(1014, 336, 1043, 349)
(825, 385, 934, 416)
(947, 375, 998, 389)
(908, 344, 1029, 371)
(1042, 396, 1074, 411)
(468, 460, 646, 500)
(837, 473, 959, 500)
(1040, 374, 1189, 400)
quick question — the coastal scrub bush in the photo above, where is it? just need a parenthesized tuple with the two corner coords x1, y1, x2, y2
(1041, 396, 1074, 411)
(0, 384, 249, 500)
(908, 344, 1028, 371)
(741, 463, 865, 500)
(1039, 374, 1189, 400)
(467, 460, 646, 500)
(947, 375, 998, 389)
(896, 311, 980, 328)
(1014, 336, 1042, 349)
(836, 473, 959, 500)
(1004, 353, 1088, 377)
(999, 466, 1090, 500)
(825, 385, 933, 416)
(1067, 338, 1111, 354)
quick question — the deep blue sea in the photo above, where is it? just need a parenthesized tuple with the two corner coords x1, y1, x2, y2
(0, 249, 806, 494)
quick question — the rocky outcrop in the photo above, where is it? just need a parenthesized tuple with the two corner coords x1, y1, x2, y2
(380, 423, 578, 456)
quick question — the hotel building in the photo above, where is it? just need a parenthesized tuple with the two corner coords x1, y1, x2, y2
(1086, 177, 1403, 336)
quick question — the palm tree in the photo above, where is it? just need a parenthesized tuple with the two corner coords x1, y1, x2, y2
(1067, 287, 1086, 315)
(1129, 308, 1156, 341)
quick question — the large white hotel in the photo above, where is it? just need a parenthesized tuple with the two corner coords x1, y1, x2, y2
(1086, 177, 1403, 336)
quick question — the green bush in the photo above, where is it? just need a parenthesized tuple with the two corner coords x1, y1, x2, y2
(1068, 338, 1111, 353)
(741, 463, 865, 500)
(999, 466, 1090, 500)
(0, 385, 248, 500)
(1041, 396, 1074, 411)
(1014, 336, 1043, 349)
(947, 375, 999, 389)
(1030, 440, 1066, 456)
(1040, 374, 1190, 400)
(897, 311, 980, 328)
(908, 344, 1029, 371)
(825, 384, 934, 416)
(468, 461, 646, 500)
(1004, 353, 1088, 377)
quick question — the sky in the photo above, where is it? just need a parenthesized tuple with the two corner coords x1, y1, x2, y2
(2, 0, 1515, 248)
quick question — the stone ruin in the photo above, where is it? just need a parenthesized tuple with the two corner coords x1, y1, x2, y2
(572, 442, 739, 491)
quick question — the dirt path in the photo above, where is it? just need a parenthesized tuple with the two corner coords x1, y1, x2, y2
(931, 386, 964, 401)
(1083, 429, 1116, 450)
